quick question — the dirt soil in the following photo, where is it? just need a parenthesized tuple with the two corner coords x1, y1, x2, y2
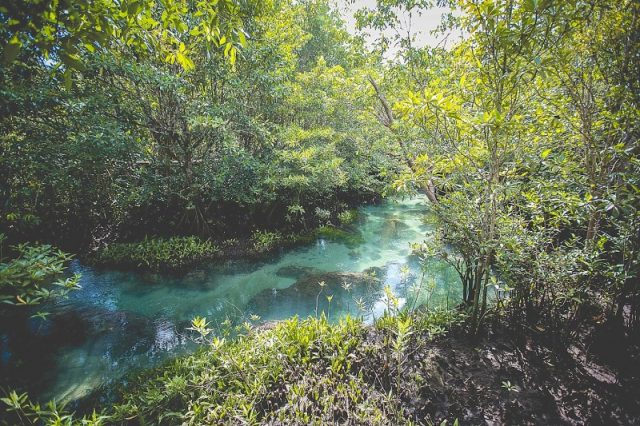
(384, 322, 640, 425)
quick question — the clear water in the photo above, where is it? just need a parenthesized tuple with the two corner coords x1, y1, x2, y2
(0, 196, 460, 404)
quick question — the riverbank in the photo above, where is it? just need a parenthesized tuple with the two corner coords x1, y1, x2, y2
(5, 310, 639, 425)
(87, 208, 365, 273)
(111, 315, 640, 425)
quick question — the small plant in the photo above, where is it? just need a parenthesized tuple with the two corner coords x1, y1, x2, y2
(286, 204, 306, 227)
(222, 238, 239, 248)
(1, 390, 110, 425)
(316, 280, 326, 317)
(414, 308, 467, 341)
(393, 316, 413, 390)
(0, 244, 81, 313)
(326, 294, 334, 320)
(354, 297, 367, 319)
(314, 207, 331, 224)
(251, 230, 282, 253)
(337, 209, 357, 225)
(188, 316, 212, 340)
(501, 380, 519, 393)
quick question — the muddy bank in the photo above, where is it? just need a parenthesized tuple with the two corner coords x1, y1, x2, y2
(363, 321, 640, 425)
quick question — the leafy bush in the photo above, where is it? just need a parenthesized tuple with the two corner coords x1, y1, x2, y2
(102, 316, 403, 424)
(95, 236, 219, 271)
(0, 243, 80, 309)
(314, 207, 331, 224)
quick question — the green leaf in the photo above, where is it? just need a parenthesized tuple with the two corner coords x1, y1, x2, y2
(2, 36, 21, 65)
(60, 52, 86, 72)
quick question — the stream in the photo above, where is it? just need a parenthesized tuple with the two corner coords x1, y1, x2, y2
(0, 196, 460, 404)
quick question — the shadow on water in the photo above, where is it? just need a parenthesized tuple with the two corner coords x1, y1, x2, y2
(0, 196, 461, 406)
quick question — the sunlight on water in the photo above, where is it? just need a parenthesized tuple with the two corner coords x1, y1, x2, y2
(0, 196, 460, 403)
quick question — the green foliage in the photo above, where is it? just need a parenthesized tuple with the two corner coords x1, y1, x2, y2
(0, 242, 80, 309)
(378, 0, 640, 334)
(337, 209, 358, 225)
(2, 305, 467, 424)
(0, 0, 394, 248)
(108, 316, 383, 424)
(95, 236, 219, 271)
(412, 307, 468, 340)
(1, 0, 639, 422)
(2, 389, 112, 425)
(251, 230, 283, 253)
(0, 0, 245, 74)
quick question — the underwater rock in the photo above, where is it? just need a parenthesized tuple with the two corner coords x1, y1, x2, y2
(379, 216, 410, 241)
(275, 265, 321, 279)
(247, 270, 383, 320)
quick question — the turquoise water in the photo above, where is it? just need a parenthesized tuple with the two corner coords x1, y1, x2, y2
(0, 196, 460, 403)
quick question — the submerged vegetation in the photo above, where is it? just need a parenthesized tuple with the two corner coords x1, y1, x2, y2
(1, 0, 639, 424)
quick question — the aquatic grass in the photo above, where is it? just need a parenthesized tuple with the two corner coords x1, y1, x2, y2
(95, 236, 219, 271)
(314, 225, 364, 248)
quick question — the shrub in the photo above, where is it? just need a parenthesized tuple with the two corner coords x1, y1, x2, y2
(108, 316, 403, 425)
(314, 207, 331, 224)
(0, 243, 80, 309)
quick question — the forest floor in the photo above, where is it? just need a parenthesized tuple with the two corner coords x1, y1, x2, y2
(391, 319, 640, 425)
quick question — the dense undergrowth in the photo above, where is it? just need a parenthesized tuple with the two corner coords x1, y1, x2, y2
(4, 306, 639, 425)
(2, 309, 466, 425)
(90, 210, 363, 272)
